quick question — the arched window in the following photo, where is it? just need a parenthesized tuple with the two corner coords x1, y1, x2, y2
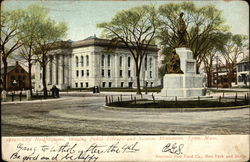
(81, 56, 84, 66)
(75, 56, 79, 67)
(86, 55, 89, 66)
(108, 55, 111, 66)
(102, 55, 105, 66)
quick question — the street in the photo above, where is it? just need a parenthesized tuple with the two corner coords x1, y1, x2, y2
(1, 94, 250, 136)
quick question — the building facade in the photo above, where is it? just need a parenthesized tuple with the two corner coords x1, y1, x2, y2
(211, 64, 236, 88)
(34, 36, 159, 91)
(1, 61, 30, 91)
(236, 57, 250, 87)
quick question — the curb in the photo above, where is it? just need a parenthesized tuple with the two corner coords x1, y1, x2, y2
(102, 104, 250, 112)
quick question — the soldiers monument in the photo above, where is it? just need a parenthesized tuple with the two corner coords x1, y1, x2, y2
(161, 12, 204, 97)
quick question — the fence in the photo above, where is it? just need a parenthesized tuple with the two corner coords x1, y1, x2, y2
(105, 92, 250, 107)
(1, 90, 53, 102)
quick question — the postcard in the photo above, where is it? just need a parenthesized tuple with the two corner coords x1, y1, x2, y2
(1, 0, 249, 161)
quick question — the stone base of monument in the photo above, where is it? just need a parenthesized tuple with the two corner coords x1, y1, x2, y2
(161, 47, 205, 98)
(161, 74, 204, 97)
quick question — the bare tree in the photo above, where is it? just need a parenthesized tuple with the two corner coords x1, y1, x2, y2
(219, 33, 248, 87)
(34, 17, 67, 98)
(97, 5, 158, 94)
(1, 9, 25, 90)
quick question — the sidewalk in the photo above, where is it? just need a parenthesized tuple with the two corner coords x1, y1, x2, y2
(1, 96, 71, 105)
(1, 92, 139, 105)
(60, 91, 140, 96)
(208, 88, 250, 92)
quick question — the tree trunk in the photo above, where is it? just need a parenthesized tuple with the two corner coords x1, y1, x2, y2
(135, 65, 141, 95)
(2, 58, 8, 90)
(228, 71, 233, 88)
(207, 71, 212, 87)
(28, 61, 33, 97)
(42, 55, 48, 98)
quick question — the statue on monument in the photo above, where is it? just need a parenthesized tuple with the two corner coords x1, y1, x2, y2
(177, 12, 187, 47)
(166, 50, 183, 74)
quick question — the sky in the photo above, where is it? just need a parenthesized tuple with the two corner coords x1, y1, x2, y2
(2, 0, 249, 41)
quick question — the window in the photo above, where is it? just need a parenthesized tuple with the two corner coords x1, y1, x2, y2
(21, 69, 24, 73)
(109, 82, 112, 88)
(16, 69, 19, 73)
(102, 55, 105, 66)
(120, 70, 123, 77)
(81, 56, 84, 66)
(102, 69, 104, 77)
(150, 71, 152, 78)
(144, 57, 147, 69)
(81, 82, 83, 88)
(102, 82, 106, 88)
(128, 57, 131, 67)
(108, 70, 111, 77)
(76, 56, 79, 67)
(108, 55, 111, 66)
(75, 83, 78, 88)
(121, 82, 124, 88)
(86, 82, 88, 87)
(128, 70, 131, 77)
(76, 70, 79, 77)
(11, 76, 15, 80)
(87, 70, 89, 76)
(129, 82, 133, 88)
(238, 65, 242, 72)
(149, 57, 152, 69)
(86, 55, 89, 66)
(244, 64, 250, 71)
(23, 76, 26, 80)
(40, 73, 42, 79)
(151, 82, 153, 87)
(119, 56, 122, 66)
(81, 70, 84, 77)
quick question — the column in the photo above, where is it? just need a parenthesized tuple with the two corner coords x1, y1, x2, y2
(49, 57, 53, 84)
(55, 55, 59, 85)
(62, 55, 65, 84)
(68, 55, 72, 87)
(52, 55, 57, 85)
(46, 59, 50, 85)
(59, 54, 63, 85)
(154, 55, 158, 81)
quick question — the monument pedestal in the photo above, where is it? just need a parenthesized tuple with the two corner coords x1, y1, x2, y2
(161, 74, 204, 97)
(161, 48, 204, 97)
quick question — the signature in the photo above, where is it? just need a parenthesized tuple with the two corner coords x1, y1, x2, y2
(9, 141, 140, 162)
(162, 143, 184, 155)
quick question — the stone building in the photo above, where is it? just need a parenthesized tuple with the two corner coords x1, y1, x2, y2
(34, 36, 159, 91)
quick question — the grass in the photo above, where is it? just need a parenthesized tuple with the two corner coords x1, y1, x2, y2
(107, 99, 250, 108)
